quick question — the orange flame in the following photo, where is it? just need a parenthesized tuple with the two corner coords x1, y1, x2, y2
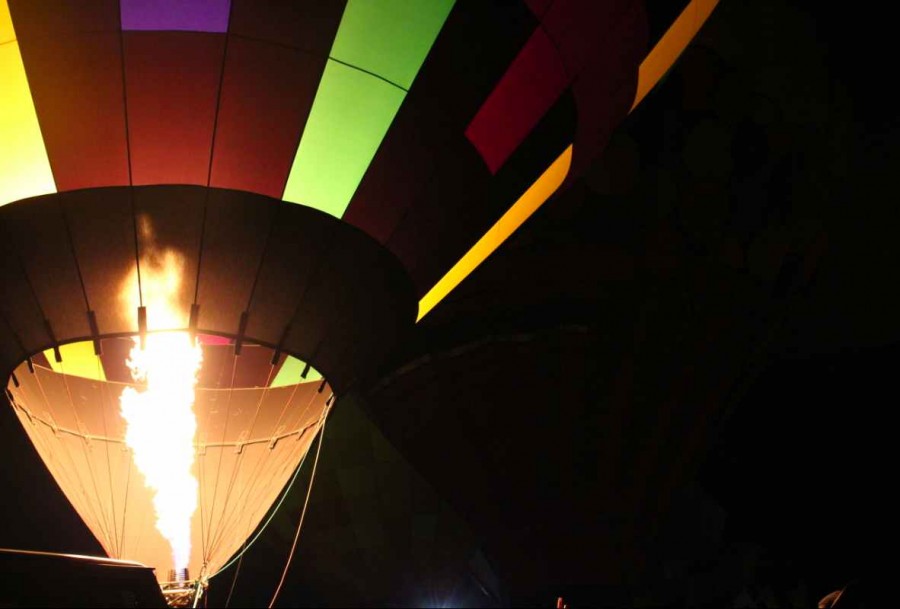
(119, 218, 200, 572)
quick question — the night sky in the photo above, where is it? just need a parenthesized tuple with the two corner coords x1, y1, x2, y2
(2, 1, 897, 607)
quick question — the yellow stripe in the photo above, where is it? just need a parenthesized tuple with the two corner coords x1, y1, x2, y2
(44, 341, 107, 382)
(631, 0, 720, 111)
(1, 0, 15, 44)
(0, 0, 56, 206)
(417, 145, 572, 321)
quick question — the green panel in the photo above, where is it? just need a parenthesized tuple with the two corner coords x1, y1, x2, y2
(283, 60, 405, 217)
(271, 355, 321, 387)
(330, 0, 455, 89)
(283, 0, 454, 217)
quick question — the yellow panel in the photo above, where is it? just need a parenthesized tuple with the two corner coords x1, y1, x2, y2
(44, 341, 106, 381)
(417, 145, 573, 321)
(0, 1, 56, 207)
(631, 0, 721, 111)
(1, 0, 14, 44)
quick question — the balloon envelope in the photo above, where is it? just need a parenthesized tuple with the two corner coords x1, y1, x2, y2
(6, 340, 329, 581)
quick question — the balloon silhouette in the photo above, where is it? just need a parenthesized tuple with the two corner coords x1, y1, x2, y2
(0, 0, 718, 602)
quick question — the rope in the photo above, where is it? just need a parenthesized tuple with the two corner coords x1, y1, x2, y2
(268, 401, 330, 608)
(207, 381, 320, 560)
(210, 435, 313, 581)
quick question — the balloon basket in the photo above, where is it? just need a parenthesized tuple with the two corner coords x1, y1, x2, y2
(160, 573, 206, 608)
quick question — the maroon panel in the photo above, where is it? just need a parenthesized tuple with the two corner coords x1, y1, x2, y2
(9, 0, 119, 34)
(232, 344, 275, 388)
(342, 103, 447, 244)
(571, 71, 638, 178)
(384, 138, 491, 291)
(11, 0, 129, 191)
(388, 90, 575, 297)
(524, 0, 555, 17)
(123, 32, 225, 186)
(210, 37, 326, 197)
(99, 337, 134, 383)
(464, 0, 646, 178)
(343, 3, 536, 243)
(464, 28, 569, 174)
(229, 0, 346, 55)
(211, 1, 344, 197)
(569, 1, 645, 176)
(542, 0, 636, 76)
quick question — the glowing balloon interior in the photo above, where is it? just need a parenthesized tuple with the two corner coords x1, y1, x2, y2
(6, 342, 330, 583)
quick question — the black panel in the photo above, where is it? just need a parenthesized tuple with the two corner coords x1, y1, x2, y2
(244, 202, 337, 347)
(62, 189, 141, 336)
(343, 1, 537, 244)
(195, 188, 279, 337)
(0, 198, 91, 342)
(644, 0, 691, 51)
(132, 186, 206, 329)
(386, 91, 577, 295)
(0, 187, 416, 394)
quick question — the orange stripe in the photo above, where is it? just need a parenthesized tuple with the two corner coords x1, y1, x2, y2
(417, 145, 573, 321)
(631, 0, 720, 111)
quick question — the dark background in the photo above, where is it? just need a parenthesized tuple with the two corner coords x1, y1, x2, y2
(1, 1, 896, 606)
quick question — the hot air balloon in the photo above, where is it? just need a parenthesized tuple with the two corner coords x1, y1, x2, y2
(0, 0, 718, 605)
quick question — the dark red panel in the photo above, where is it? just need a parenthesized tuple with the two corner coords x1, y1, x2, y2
(9, 0, 119, 34)
(390, 92, 574, 296)
(123, 32, 225, 186)
(229, 0, 346, 54)
(464, 28, 568, 174)
(542, 0, 635, 76)
(465, 0, 646, 178)
(344, 2, 536, 242)
(99, 337, 134, 383)
(569, 1, 645, 175)
(232, 345, 275, 388)
(210, 37, 326, 197)
(341, 103, 446, 243)
(11, 0, 129, 190)
(211, 1, 345, 197)
(524, 0, 555, 17)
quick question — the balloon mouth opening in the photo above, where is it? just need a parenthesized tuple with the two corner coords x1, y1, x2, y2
(6, 334, 324, 390)
(4, 334, 332, 585)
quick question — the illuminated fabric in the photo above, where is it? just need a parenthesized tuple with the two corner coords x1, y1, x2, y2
(0, 0, 55, 206)
(418, 145, 573, 320)
(7, 357, 329, 581)
(283, 0, 454, 217)
(272, 355, 322, 387)
(632, 0, 720, 110)
(44, 341, 106, 382)
(120, 0, 231, 33)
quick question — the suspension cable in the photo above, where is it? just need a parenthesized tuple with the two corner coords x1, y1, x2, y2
(268, 401, 330, 608)
(210, 399, 329, 582)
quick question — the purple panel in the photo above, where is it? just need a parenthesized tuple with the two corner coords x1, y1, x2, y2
(120, 0, 230, 32)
